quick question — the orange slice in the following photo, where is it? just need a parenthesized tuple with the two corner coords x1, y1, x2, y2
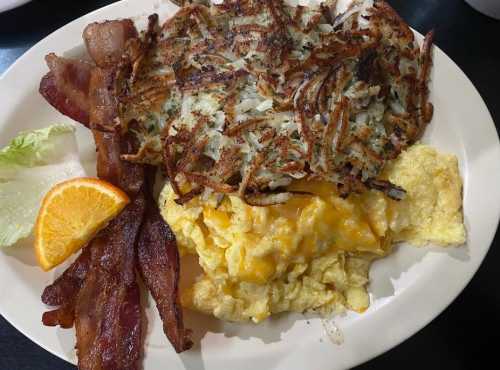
(34, 177, 129, 271)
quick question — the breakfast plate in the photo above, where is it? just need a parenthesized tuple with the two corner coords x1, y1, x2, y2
(0, 0, 31, 13)
(0, 0, 499, 369)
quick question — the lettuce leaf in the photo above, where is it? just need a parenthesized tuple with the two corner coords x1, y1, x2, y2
(0, 124, 86, 247)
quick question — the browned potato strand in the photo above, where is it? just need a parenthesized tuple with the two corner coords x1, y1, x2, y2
(120, 0, 433, 206)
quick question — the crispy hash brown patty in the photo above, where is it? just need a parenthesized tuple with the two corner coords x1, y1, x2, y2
(117, 0, 434, 204)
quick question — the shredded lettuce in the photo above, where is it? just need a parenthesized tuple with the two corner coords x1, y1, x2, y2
(0, 124, 86, 247)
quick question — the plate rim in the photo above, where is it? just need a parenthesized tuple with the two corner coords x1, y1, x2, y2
(0, 0, 32, 13)
(0, 0, 499, 369)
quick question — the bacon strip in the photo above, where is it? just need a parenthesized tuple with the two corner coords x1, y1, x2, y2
(74, 192, 145, 370)
(41, 246, 91, 307)
(41, 305, 76, 329)
(39, 54, 93, 126)
(72, 27, 146, 367)
(40, 14, 194, 366)
(89, 66, 144, 195)
(137, 169, 193, 353)
(41, 246, 91, 328)
(40, 19, 139, 126)
(41, 21, 147, 370)
(83, 20, 138, 68)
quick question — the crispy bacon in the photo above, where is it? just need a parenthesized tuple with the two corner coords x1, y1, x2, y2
(40, 127, 146, 367)
(75, 192, 145, 370)
(39, 54, 93, 126)
(40, 11, 195, 367)
(40, 20, 139, 126)
(137, 170, 193, 353)
(88, 66, 144, 195)
(41, 20, 146, 370)
(88, 66, 119, 130)
(83, 20, 138, 68)
(42, 127, 143, 338)
(71, 26, 147, 367)
(41, 246, 91, 328)
(41, 305, 76, 329)
(41, 246, 91, 307)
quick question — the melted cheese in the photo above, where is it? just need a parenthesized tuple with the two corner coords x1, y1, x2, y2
(159, 144, 465, 323)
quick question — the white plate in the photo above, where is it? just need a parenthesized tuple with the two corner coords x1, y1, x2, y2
(1, 1, 499, 369)
(0, 0, 31, 13)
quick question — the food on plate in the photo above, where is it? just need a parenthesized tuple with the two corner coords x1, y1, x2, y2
(39, 14, 192, 368)
(0, 124, 85, 247)
(73, 194, 144, 370)
(34, 177, 130, 271)
(0, 0, 463, 367)
(382, 144, 465, 246)
(161, 143, 465, 322)
(41, 108, 191, 368)
(121, 0, 434, 206)
(137, 171, 193, 352)
(42, 99, 149, 369)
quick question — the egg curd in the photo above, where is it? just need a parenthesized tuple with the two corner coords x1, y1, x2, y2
(159, 144, 466, 323)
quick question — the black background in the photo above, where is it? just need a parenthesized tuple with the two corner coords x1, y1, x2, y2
(0, 1, 498, 369)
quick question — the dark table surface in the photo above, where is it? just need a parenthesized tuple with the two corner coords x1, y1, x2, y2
(0, 0, 498, 369)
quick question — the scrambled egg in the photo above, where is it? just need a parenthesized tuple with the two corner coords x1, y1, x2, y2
(159, 144, 465, 323)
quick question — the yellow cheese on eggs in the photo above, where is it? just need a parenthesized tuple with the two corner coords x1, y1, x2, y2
(160, 144, 465, 323)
